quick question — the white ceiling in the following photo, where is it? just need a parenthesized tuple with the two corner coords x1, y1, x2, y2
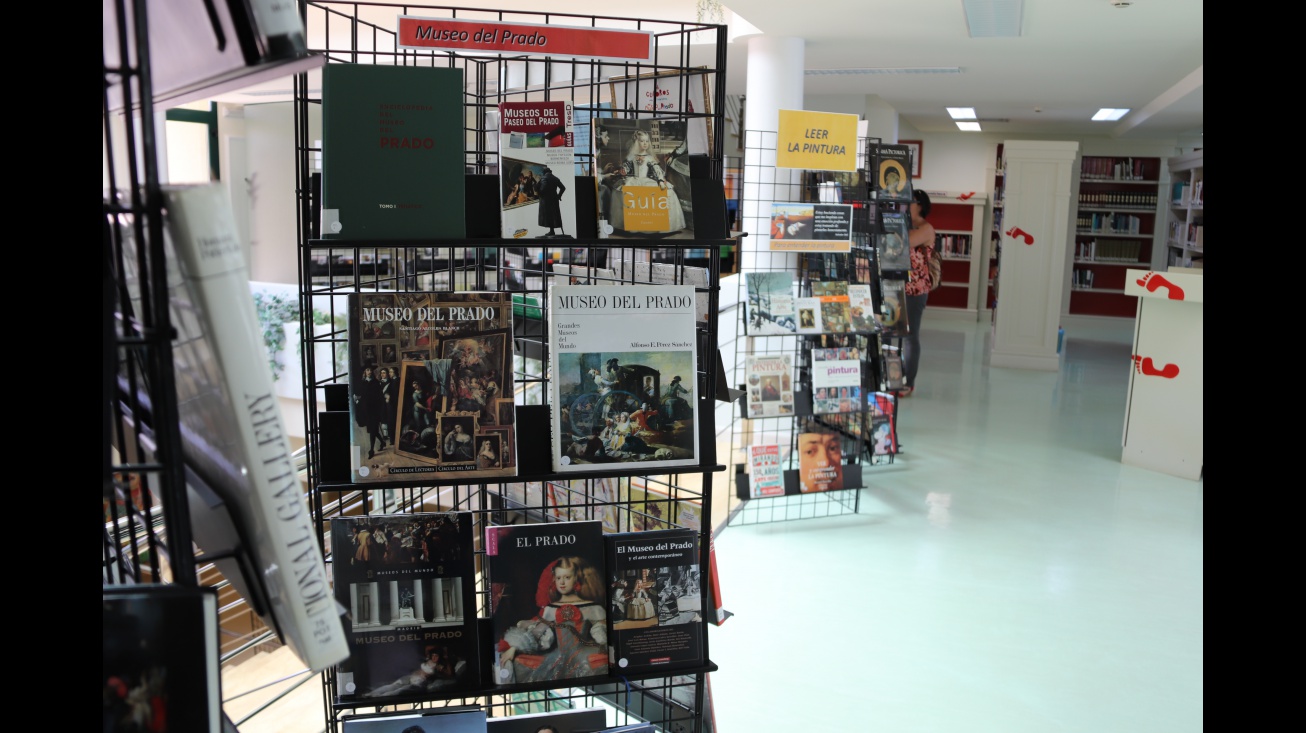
(214, 0, 1202, 140)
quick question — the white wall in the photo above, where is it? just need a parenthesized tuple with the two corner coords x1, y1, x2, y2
(241, 102, 322, 285)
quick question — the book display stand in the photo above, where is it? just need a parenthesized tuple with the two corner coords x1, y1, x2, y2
(291, 4, 729, 731)
(725, 132, 901, 527)
(103, 1, 328, 729)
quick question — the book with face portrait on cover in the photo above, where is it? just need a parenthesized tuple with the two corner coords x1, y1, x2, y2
(798, 430, 845, 493)
(330, 512, 480, 705)
(811, 346, 863, 415)
(485, 520, 609, 687)
(745, 354, 794, 418)
(874, 143, 913, 203)
(347, 291, 516, 483)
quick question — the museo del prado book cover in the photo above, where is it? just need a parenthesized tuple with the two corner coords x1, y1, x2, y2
(549, 284, 701, 474)
(347, 291, 517, 483)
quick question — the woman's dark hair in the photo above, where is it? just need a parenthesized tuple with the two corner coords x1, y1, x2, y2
(912, 188, 932, 217)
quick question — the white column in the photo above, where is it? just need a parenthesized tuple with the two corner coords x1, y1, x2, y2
(450, 579, 463, 620)
(413, 579, 426, 623)
(386, 581, 400, 625)
(740, 35, 805, 274)
(861, 94, 899, 146)
(433, 578, 446, 620)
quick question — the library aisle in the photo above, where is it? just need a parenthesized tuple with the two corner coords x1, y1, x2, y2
(710, 318, 1203, 732)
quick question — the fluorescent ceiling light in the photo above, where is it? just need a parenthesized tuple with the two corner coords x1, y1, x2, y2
(804, 67, 962, 76)
(947, 107, 977, 120)
(956, 121, 982, 132)
(963, 0, 1024, 38)
(1092, 108, 1130, 121)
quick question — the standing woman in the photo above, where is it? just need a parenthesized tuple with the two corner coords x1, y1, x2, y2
(901, 188, 935, 398)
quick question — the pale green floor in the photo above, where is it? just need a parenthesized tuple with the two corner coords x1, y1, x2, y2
(708, 317, 1203, 732)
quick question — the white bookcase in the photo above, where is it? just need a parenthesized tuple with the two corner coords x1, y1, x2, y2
(925, 191, 988, 320)
(1166, 150, 1204, 270)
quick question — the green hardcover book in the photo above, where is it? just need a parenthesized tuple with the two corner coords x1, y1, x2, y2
(321, 64, 466, 240)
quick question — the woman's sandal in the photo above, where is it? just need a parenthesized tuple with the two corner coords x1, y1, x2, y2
(898, 386, 914, 398)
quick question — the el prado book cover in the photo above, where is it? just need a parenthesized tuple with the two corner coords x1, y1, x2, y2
(485, 520, 609, 687)
(348, 292, 517, 482)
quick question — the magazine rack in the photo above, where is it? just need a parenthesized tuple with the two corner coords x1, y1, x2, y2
(725, 130, 902, 528)
(291, 4, 729, 731)
(103, 0, 329, 727)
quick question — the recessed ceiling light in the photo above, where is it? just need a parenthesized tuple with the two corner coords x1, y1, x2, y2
(963, 0, 1024, 38)
(956, 121, 982, 132)
(1092, 108, 1130, 121)
(947, 107, 977, 120)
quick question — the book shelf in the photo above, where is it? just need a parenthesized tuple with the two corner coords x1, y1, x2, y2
(292, 4, 729, 732)
(1166, 150, 1204, 270)
(1069, 155, 1164, 318)
(925, 192, 988, 319)
(982, 143, 1005, 320)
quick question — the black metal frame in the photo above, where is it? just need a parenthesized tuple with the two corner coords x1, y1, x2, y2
(104, 2, 331, 730)
(724, 132, 906, 528)
(292, 4, 729, 731)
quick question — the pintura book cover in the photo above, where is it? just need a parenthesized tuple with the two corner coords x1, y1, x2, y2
(331, 512, 480, 703)
(485, 520, 609, 687)
(744, 354, 794, 418)
(874, 143, 913, 203)
(347, 292, 516, 482)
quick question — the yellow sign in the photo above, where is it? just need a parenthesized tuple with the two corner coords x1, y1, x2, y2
(776, 109, 859, 172)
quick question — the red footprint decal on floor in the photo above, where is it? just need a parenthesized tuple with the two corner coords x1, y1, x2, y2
(1136, 272, 1185, 301)
(958, 191, 976, 201)
(1005, 227, 1034, 245)
(1132, 355, 1179, 379)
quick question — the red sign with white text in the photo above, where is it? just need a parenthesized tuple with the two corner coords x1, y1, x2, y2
(397, 16, 655, 61)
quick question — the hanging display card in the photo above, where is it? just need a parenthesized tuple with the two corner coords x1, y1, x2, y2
(768, 202, 854, 252)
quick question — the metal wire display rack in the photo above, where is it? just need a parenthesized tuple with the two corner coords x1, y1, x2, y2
(724, 131, 903, 528)
(290, 4, 731, 731)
